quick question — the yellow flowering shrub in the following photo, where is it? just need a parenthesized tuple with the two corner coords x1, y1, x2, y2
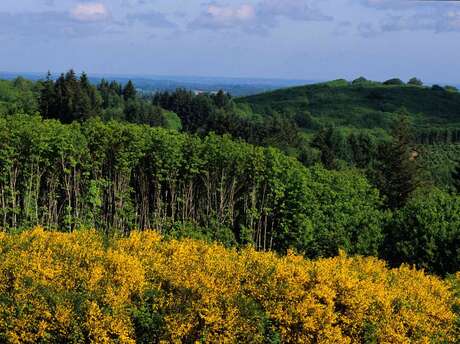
(0, 228, 457, 343)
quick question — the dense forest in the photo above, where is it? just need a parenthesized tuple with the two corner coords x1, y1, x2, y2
(0, 72, 459, 276)
(0, 72, 459, 342)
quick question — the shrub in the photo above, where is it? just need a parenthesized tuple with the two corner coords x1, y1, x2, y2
(0, 228, 457, 343)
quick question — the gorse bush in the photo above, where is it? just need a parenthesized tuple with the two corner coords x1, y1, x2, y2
(0, 228, 457, 343)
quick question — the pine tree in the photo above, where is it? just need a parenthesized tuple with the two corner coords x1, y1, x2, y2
(213, 90, 230, 108)
(110, 81, 122, 96)
(374, 116, 420, 209)
(39, 71, 55, 118)
(54, 73, 66, 121)
(61, 70, 79, 122)
(452, 160, 460, 193)
(123, 80, 137, 101)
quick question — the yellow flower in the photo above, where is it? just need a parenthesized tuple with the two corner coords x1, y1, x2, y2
(0, 229, 456, 343)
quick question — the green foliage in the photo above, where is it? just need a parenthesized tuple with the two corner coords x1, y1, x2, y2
(454, 160, 460, 194)
(123, 80, 137, 101)
(0, 77, 39, 115)
(383, 78, 405, 86)
(153, 89, 306, 154)
(238, 79, 460, 131)
(352, 77, 368, 85)
(296, 167, 386, 258)
(163, 110, 182, 131)
(373, 116, 420, 209)
(417, 144, 460, 190)
(408, 77, 423, 86)
(383, 188, 460, 275)
(311, 127, 341, 169)
(131, 290, 164, 344)
(35, 71, 181, 130)
(432, 84, 445, 91)
(1, 73, 460, 276)
(0, 114, 385, 261)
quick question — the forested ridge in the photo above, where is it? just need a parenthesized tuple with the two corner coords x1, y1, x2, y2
(0, 72, 459, 342)
(239, 77, 460, 131)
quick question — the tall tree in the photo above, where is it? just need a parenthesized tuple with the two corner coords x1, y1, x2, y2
(39, 71, 55, 118)
(452, 160, 460, 193)
(408, 77, 423, 86)
(374, 116, 420, 209)
(123, 80, 137, 101)
(312, 127, 338, 169)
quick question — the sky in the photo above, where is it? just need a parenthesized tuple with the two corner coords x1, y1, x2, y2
(0, 0, 459, 83)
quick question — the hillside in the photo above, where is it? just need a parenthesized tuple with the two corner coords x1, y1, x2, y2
(238, 79, 460, 130)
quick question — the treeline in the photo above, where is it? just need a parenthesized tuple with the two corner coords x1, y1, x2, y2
(0, 114, 459, 275)
(39, 71, 305, 153)
(416, 127, 460, 144)
(1, 71, 306, 156)
(152, 89, 303, 152)
(39, 70, 181, 130)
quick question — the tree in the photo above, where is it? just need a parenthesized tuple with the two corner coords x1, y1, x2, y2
(374, 116, 420, 209)
(383, 78, 405, 86)
(39, 71, 55, 118)
(408, 77, 423, 86)
(383, 188, 460, 275)
(123, 80, 137, 101)
(453, 160, 460, 193)
(352, 76, 368, 85)
(311, 128, 338, 169)
(348, 132, 377, 168)
(212, 90, 231, 108)
(431, 85, 445, 91)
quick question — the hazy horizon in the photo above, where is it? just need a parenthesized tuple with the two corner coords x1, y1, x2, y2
(1, 1, 460, 83)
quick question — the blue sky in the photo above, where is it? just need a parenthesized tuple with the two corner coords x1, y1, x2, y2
(0, 0, 459, 82)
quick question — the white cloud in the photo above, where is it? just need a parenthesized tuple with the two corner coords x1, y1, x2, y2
(192, 3, 256, 29)
(258, 0, 331, 22)
(207, 3, 256, 21)
(380, 9, 460, 33)
(189, 1, 331, 34)
(71, 3, 110, 22)
(356, 0, 460, 36)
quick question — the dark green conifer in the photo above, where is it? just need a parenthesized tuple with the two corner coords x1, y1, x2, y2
(374, 116, 420, 209)
(123, 80, 137, 101)
(452, 160, 460, 193)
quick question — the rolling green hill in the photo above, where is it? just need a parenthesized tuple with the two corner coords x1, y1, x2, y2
(238, 79, 460, 130)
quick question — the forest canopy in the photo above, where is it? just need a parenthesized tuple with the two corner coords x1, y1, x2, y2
(0, 72, 459, 276)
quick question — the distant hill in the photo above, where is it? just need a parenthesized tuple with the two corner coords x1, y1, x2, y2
(0, 71, 315, 97)
(238, 79, 460, 130)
